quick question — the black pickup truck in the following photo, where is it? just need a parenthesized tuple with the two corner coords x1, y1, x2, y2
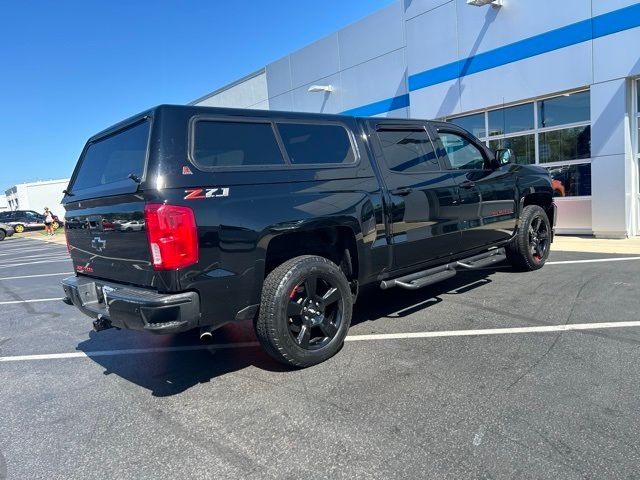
(62, 105, 555, 367)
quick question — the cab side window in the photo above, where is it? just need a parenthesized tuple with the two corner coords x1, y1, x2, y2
(439, 131, 486, 170)
(377, 128, 439, 173)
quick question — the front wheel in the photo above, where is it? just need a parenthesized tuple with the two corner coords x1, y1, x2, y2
(506, 205, 551, 271)
(13, 224, 25, 234)
(255, 255, 353, 368)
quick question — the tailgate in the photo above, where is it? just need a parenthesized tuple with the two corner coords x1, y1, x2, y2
(66, 199, 156, 287)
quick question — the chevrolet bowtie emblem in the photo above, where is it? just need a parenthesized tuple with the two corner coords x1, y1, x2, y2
(91, 237, 106, 252)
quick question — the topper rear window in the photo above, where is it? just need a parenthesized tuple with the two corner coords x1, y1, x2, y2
(70, 120, 150, 193)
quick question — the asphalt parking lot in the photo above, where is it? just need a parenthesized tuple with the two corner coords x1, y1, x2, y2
(1, 237, 640, 479)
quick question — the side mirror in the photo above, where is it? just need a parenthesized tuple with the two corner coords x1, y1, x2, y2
(494, 148, 514, 166)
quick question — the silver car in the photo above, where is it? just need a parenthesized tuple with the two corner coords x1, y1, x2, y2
(0, 223, 15, 241)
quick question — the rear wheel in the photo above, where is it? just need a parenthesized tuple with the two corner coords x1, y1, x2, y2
(256, 255, 353, 368)
(0, 229, 5, 241)
(506, 205, 551, 271)
(13, 224, 25, 234)
(52, 221, 60, 230)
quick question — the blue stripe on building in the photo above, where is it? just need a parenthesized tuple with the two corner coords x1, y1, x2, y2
(342, 3, 640, 116)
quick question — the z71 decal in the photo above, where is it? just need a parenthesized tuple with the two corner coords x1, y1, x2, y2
(184, 187, 230, 200)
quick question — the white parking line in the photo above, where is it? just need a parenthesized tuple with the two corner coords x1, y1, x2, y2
(0, 272, 73, 281)
(2, 321, 640, 363)
(0, 249, 62, 257)
(0, 259, 70, 269)
(0, 297, 64, 305)
(0, 253, 69, 262)
(546, 256, 640, 265)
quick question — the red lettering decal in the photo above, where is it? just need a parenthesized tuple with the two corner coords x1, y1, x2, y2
(184, 188, 205, 200)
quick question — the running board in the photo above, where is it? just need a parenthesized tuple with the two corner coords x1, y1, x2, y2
(380, 248, 506, 291)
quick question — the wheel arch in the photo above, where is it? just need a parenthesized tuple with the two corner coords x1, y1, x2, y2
(520, 192, 554, 226)
(262, 222, 361, 283)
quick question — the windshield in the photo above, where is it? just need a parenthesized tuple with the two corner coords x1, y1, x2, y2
(70, 120, 150, 193)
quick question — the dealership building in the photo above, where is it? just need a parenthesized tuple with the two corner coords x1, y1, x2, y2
(4, 179, 69, 218)
(192, 0, 640, 237)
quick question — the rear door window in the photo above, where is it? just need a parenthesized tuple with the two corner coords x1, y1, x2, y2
(376, 127, 440, 173)
(71, 120, 150, 192)
(277, 123, 355, 165)
(192, 120, 285, 168)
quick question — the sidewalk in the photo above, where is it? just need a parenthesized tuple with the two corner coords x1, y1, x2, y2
(17, 230, 67, 246)
(553, 235, 640, 255)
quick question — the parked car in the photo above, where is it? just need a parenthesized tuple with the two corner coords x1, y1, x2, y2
(0, 223, 15, 241)
(0, 210, 63, 233)
(117, 220, 144, 232)
(61, 105, 555, 367)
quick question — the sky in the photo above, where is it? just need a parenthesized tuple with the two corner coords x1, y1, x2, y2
(0, 0, 394, 189)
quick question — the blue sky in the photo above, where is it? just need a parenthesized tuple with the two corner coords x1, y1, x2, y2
(0, 0, 393, 189)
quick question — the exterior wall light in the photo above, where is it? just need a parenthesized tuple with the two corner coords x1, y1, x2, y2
(466, 0, 502, 7)
(308, 85, 334, 93)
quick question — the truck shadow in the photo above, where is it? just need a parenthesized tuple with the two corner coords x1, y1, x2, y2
(76, 265, 512, 397)
(351, 267, 505, 327)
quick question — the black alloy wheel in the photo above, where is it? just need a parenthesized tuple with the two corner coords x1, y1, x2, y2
(286, 274, 343, 350)
(256, 255, 353, 367)
(528, 213, 550, 264)
(506, 205, 551, 271)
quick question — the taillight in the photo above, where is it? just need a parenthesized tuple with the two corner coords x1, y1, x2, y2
(144, 203, 199, 270)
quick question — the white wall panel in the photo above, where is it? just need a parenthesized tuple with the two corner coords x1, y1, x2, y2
(290, 34, 340, 89)
(591, 79, 627, 158)
(592, 0, 639, 16)
(409, 79, 461, 119)
(268, 91, 294, 112)
(456, 0, 591, 59)
(591, 153, 630, 237)
(459, 43, 592, 113)
(403, 0, 452, 21)
(405, 1, 457, 76)
(373, 107, 409, 118)
(593, 26, 640, 84)
(195, 72, 268, 108)
(266, 56, 292, 98)
(341, 49, 407, 112)
(554, 197, 593, 235)
(339, 2, 405, 70)
(292, 74, 343, 114)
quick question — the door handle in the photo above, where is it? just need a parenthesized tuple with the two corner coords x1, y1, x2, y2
(459, 181, 476, 189)
(390, 187, 413, 196)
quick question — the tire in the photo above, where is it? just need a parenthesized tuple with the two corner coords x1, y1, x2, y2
(506, 205, 551, 271)
(256, 255, 353, 368)
(52, 221, 60, 230)
(14, 224, 25, 234)
(0, 230, 5, 241)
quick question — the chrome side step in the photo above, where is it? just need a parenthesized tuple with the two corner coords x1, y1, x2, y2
(380, 248, 506, 291)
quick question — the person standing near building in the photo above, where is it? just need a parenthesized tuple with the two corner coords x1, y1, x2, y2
(43, 207, 54, 236)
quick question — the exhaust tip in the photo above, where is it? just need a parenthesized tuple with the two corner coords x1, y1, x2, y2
(199, 327, 214, 342)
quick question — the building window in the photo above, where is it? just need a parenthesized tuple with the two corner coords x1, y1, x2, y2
(547, 164, 592, 197)
(450, 113, 485, 139)
(447, 89, 591, 196)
